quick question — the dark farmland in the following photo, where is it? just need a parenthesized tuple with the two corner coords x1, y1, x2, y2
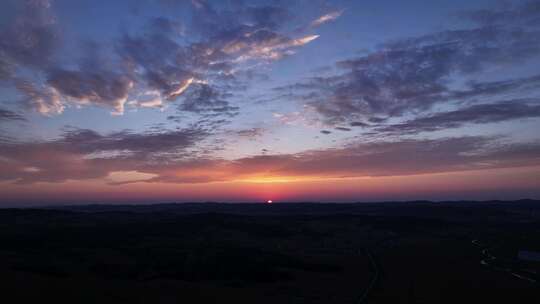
(1, 201, 539, 303)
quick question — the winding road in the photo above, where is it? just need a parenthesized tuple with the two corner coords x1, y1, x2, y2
(472, 239, 537, 283)
(356, 249, 379, 304)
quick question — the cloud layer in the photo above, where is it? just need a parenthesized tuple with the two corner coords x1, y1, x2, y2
(2, 128, 540, 185)
(276, 1, 540, 127)
(1, 0, 323, 117)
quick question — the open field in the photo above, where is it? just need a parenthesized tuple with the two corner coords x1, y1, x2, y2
(1, 201, 539, 303)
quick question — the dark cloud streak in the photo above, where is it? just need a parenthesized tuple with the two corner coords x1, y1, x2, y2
(376, 101, 540, 135)
(0, 108, 25, 122)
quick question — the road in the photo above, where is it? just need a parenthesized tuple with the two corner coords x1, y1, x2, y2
(356, 249, 379, 304)
(472, 239, 537, 283)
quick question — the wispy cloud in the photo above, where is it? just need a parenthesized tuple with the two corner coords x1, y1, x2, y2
(310, 10, 344, 28)
(15, 80, 64, 115)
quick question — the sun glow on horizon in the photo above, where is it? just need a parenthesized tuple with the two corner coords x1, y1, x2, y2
(236, 175, 351, 184)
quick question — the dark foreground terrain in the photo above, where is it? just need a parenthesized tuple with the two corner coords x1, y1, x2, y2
(1, 201, 539, 303)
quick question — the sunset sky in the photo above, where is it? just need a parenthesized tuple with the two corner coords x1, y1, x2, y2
(1, 0, 540, 205)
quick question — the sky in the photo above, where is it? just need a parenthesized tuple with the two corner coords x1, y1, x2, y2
(1, 0, 540, 205)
